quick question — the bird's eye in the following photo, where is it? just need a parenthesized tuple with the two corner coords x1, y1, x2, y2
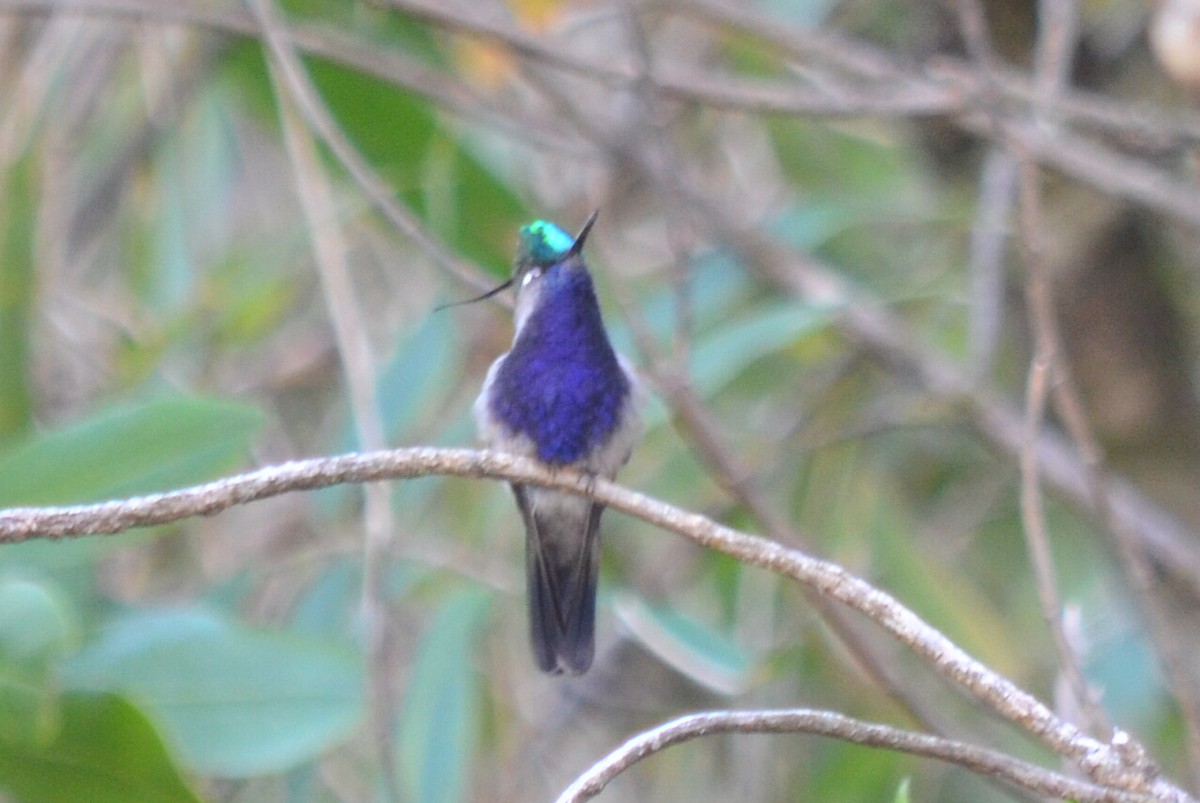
(521, 268, 541, 288)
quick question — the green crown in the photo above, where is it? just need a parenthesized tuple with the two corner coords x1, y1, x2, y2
(518, 219, 574, 265)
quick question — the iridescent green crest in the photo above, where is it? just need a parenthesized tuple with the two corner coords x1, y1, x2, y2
(518, 220, 574, 266)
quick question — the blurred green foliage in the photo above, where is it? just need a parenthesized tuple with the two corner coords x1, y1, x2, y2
(0, 0, 1190, 801)
(0, 692, 201, 803)
(0, 156, 37, 442)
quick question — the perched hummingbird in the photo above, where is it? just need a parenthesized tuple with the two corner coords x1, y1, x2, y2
(473, 212, 642, 675)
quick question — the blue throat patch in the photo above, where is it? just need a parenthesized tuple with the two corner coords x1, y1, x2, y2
(519, 220, 574, 265)
(490, 263, 629, 465)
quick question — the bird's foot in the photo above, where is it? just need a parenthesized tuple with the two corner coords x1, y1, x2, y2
(580, 469, 599, 500)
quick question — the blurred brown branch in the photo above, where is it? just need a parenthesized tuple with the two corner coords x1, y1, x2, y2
(5, 0, 1199, 223)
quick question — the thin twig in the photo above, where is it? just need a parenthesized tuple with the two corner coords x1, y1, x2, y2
(954, 0, 1017, 385)
(3, 0, 1199, 791)
(951, 0, 997, 67)
(555, 708, 1160, 803)
(1017, 284, 1107, 737)
(964, 111, 1200, 230)
(242, 4, 499, 299)
(672, 1, 1200, 229)
(967, 148, 1018, 382)
(1012, 0, 1111, 741)
(1032, 0, 1078, 107)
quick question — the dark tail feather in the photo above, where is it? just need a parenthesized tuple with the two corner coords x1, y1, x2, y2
(512, 484, 603, 675)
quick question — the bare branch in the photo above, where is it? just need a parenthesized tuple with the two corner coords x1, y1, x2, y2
(990, 116, 1200, 229)
(1017, 162, 1109, 737)
(556, 708, 1161, 803)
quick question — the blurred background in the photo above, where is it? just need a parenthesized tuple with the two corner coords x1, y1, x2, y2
(1, 0, 1200, 801)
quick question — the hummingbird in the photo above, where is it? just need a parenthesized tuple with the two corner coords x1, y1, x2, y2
(472, 212, 642, 675)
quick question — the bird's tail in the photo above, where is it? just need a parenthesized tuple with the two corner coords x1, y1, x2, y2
(513, 484, 603, 675)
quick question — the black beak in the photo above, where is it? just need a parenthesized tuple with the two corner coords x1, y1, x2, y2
(432, 277, 514, 312)
(436, 210, 598, 312)
(567, 210, 599, 258)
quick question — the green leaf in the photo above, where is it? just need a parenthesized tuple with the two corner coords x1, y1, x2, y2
(766, 118, 910, 199)
(0, 657, 58, 747)
(690, 303, 835, 398)
(0, 662, 56, 744)
(616, 251, 755, 353)
(0, 574, 76, 666)
(768, 202, 852, 251)
(893, 777, 912, 803)
(398, 590, 490, 803)
(380, 311, 457, 442)
(308, 56, 436, 189)
(434, 146, 525, 268)
(0, 153, 37, 442)
(0, 396, 263, 507)
(291, 561, 423, 642)
(210, 263, 301, 346)
(61, 607, 363, 776)
(323, 317, 464, 519)
(1083, 611, 1166, 730)
(0, 575, 76, 745)
(812, 738, 906, 800)
(310, 54, 522, 266)
(148, 138, 195, 310)
(320, 313, 459, 519)
(0, 691, 201, 803)
(871, 490, 1025, 678)
(326, 309, 456, 460)
(612, 592, 753, 694)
